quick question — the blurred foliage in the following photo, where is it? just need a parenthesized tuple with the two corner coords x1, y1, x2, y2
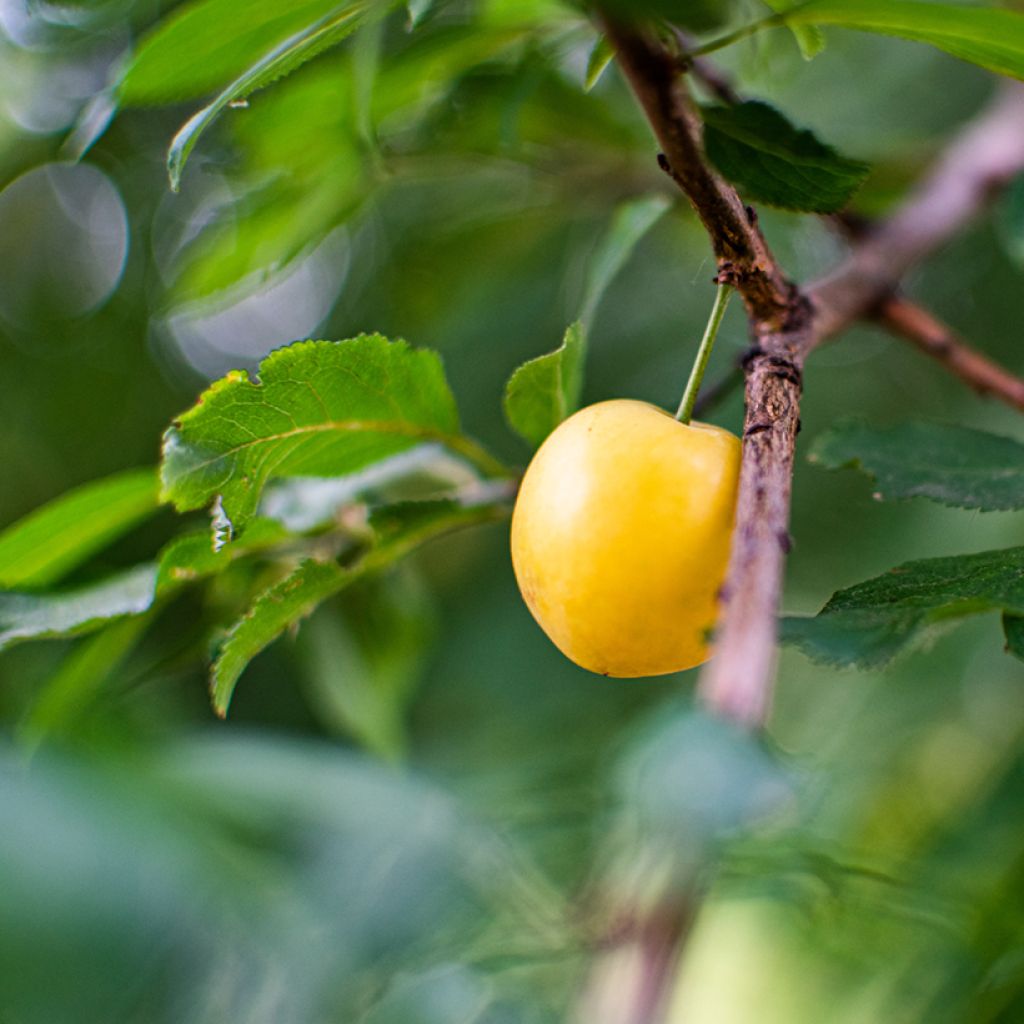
(1, 1, 1024, 1022)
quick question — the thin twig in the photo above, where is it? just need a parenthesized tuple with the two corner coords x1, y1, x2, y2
(877, 295, 1024, 411)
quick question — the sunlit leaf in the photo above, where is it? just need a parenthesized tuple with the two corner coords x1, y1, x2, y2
(166, 1, 392, 190)
(809, 421, 1024, 511)
(701, 101, 869, 212)
(0, 469, 158, 589)
(160, 335, 507, 542)
(782, 547, 1024, 668)
(784, 0, 1024, 81)
(763, 0, 826, 59)
(120, 0, 378, 105)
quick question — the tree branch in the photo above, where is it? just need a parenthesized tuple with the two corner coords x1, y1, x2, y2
(876, 295, 1024, 411)
(602, 18, 1024, 732)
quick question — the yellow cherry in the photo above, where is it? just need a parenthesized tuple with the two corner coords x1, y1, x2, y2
(510, 399, 740, 677)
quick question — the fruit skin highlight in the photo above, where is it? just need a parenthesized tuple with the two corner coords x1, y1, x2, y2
(511, 399, 741, 677)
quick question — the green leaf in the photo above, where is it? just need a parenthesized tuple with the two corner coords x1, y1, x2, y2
(701, 100, 870, 213)
(503, 322, 585, 449)
(1005, 612, 1024, 662)
(784, 0, 1024, 81)
(18, 615, 152, 750)
(0, 469, 158, 589)
(406, 0, 440, 29)
(809, 421, 1024, 511)
(165, 0, 390, 191)
(160, 335, 506, 543)
(155, 518, 289, 592)
(763, 0, 826, 59)
(584, 34, 614, 92)
(297, 567, 432, 761)
(120, 0, 373, 105)
(0, 565, 157, 652)
(997, 173, 1024, 269)
(502, 194, 670, 449)
(210, 498, 507, 715)
(782, 547, 1024, 668)
(579, 193, 672, 327)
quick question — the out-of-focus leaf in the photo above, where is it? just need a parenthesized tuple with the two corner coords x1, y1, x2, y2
(0, 468, 158, 589)
(19, 615, 152, 749)
(297, 567, 433, 760)
(503, 322, 585, 449)
(701, 101, 870, 212)
(809, 421, 1024, 511)
(154, 518, 289, 591)
(763, 0, 826, 59)
(364, 965, 494, 1024)
(599, 0, 732, 32)
(782, 547, 1024, 668)
(166, 0, 391, 190)
(503, 194, 670, 448)
(0, 565, 157, 651)
(584, 34, 614, 92)
(406, 0, 439, 29)
(997, 173, 1024, 269)
(784, 0, 1024, 81)
(1005, 613, 1024, 662)
(579, 193, 671, 327)
(160, 336, 507, 542)
(210, 498, 507, 715)
(119, 0, 372, 104)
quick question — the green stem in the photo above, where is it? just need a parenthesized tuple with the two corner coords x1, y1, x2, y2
(683, 12, 786, 60)
(676, 282, 733, 424)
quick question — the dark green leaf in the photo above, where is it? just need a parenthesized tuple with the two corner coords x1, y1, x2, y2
(0, 469, 158, 589)
(701, 101, 870, 212)
(0, 565, 157, 651)
(1005, 612, 1024, 662)
(165, 0, 391, 191)
(782, 547, 1024, 668)
(503, 322, 585, 449)
(160, 335, 506, 543)
(997, 173, 1024, 269)
(211, 498, 507, 715)
(809, 421, 1024, 511)
(18, 615, 152, 750)
(785, 0, 1024, 81)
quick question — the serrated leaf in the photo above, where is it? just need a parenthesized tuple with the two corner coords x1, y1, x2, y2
(1005, 612, 1024, 662)
(585, 34, 614, 91)
(0, 468, 158, 589)
(120, 0, 370, 105)
(784, 0, 1024, 81)
(210, 497, 506, 715)
(160, 335, 506, 543)
(166, 0, 391, 191)
(0, 565, 157, 651)
(701, 101, 870, 213)
(782, 547, 1024, 668)
(809, 421, 1024, 511)
(503, 322, 585, 449)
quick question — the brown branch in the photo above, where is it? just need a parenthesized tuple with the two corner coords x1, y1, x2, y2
(877, 295, 1024, 411)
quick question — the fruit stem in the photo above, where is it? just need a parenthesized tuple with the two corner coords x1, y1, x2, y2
(676, 282, 733, 424)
